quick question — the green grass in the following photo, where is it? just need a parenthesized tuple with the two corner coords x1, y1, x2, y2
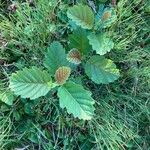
(0, 0, 149, 149)
(0, 112, 14, 149)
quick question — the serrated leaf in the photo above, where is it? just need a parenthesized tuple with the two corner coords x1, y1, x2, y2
(9, 67, 52, 99)
(67, 5, 94, 29)
(68, 28, 92, 55)
(44, 41, 68, 76)
(55, 66, 71, 85)
(101, 11, 112, 21)
(96, 6, 117, 28)
(85, 55, 120, 84)
(0, 91, 14, 105)
(67, 49, 81, 64)
(58, 82, 95, 120)
(88, 33, 114, 55)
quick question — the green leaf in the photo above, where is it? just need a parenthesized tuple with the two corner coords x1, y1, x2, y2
(24, 103, 34, 115)
(13, 111, 21, 121)
(28, 132, 39, 144)
(0, 91, 14, 105)
(85, 55, 120, 84)
(44, 41, 68, 76)
(68, 28, 92, 55)
(58, 82, 95, 120)
(88, 33, 114, 55)
(9, 67, 52, 99)
(67, 5, 94, 29)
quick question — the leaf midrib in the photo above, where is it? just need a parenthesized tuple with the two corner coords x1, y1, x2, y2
(62, 86, 88, 114)
(12, 80, 50, 86)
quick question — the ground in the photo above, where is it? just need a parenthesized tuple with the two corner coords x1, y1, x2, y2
(0, 0, 150, 150)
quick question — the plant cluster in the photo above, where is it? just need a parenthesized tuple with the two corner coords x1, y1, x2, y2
(0, 0, 149, 149)
(7, 3, 120, 120)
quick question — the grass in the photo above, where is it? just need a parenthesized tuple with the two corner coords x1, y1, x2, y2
(0, 0, 150, 149)
(0, 112, 14, 149)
